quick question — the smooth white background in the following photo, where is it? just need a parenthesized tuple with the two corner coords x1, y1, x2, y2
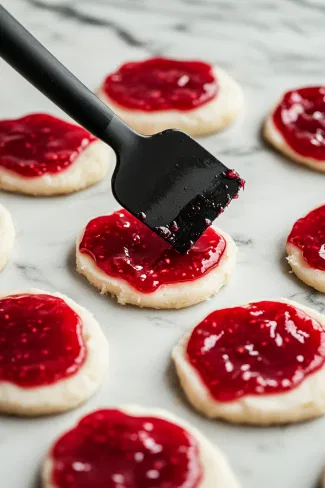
(1, 0, 325, 487)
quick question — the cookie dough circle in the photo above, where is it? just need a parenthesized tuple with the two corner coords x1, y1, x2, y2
(173, 299, 325, 425)
(286, 205, 325, 292)
(42, 405, 240, 488)
(76, 213, 237, 309)
(264, 87, 325, 172)
(0, 205, 15, 271)
(0, 114, 114, 195)
(98, 66, 243, 137)
(0, 289, 108, 416)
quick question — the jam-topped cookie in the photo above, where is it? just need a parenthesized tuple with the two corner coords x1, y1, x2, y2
(42, 406, 240, 488)
(76, 210, 237, 309)
(264, 87, 325, 171)
(0, 113, 113, 195)
(98, 58, 243, 136)
(173, 299, 325, 424)
(287, 204, 325, 292)
(0, 290, 108, 416)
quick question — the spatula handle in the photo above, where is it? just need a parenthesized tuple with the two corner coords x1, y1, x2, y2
(0, 6, 130, 152)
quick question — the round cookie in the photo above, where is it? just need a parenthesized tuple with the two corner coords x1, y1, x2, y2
(0, 113, 114, 195)
(264, 86, 325, 172)
(42, 405, 240, 488)
(286, 204, 325, 292)
(0, 204, 15, 271)
(97, 58, 243, 136)
(0, 289, 108, 416)
(173, 299, 325, 425)
(76, 210, 237, 309)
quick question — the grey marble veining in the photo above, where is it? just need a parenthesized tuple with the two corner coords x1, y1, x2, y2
(1, 0, 325, 487)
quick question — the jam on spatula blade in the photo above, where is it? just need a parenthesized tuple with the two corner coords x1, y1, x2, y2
(110, 124, 244, 253)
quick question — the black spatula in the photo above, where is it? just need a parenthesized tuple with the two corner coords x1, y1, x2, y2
(0, 6, 243, 253)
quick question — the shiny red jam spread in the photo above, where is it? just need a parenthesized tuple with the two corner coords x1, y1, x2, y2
(50, 408, 202, 488)
(0, 113, 96, 177)
(287, 204, 325, 270)
(102, 57, 218, 111)
(79, 210, 226, 294)
(0, 293, 86, 388)
(186, 300, 325, 402)
(272, 86, 325, 160)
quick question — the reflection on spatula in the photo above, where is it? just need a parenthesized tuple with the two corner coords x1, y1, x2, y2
(0, 6, 243, 253)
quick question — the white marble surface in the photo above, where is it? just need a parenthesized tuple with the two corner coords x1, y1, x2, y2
(1, 0, 325, 486)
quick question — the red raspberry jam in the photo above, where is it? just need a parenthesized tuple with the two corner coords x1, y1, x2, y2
(79, 210, 226, 294)
(102, 57, 218, 111)
(272, 86, 325, 160)
(0, 113, 96, 177)
(51, 409, 202, 488)
(287, 204, 325, 270)
(186, 300, 325, 402)
(0, 294, 86, 388)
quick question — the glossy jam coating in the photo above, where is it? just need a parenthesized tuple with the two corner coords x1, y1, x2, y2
(51, 409, 202, 488)
(79, 210, 226, 293)
(0, 294, 86, 388)
(0, 113, 96, 177)
(288, 204, 325, 270)
(187, 301, 325, 402)
(102, 57, 218, 111)
(273, 86, 325, 160)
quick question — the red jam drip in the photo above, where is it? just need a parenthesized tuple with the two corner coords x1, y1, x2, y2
(272, 86, 325, 160)
(0, 113, 96, 177)
(288, 204, 325, 270)
(51, 409, 202, 488)
(79, 210, 226, 294)
(0, 294, 86, 388)
(103, 57, 218, 111)
(186, 301, 325, 402)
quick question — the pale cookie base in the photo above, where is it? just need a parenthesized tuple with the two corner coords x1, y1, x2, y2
(97, 66, 243, 136)
(76, 225, 237, 309)
(0, 205, 15, 271)
(286, 241, 325, 293)
(0, 140, 114, 196)
(0, 289, 108, 416)
(42, 404, 240, 488)
(173, 298, 325, 425)
(264, 116, 325, 172)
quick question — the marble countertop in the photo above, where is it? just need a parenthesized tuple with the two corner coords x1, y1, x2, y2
(1, 0, 325, 487)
